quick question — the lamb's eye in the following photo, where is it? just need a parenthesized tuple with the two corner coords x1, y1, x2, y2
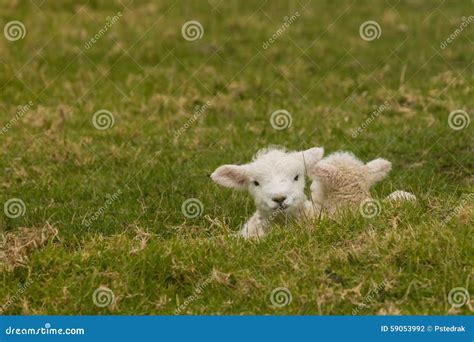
(294, 175, 299, 181)
(253, 181, 260, 186)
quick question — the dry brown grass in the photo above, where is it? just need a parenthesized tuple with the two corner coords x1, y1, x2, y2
(0, 223, 58, 272)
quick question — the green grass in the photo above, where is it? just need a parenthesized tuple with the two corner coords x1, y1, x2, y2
(0, 0, 472, 315)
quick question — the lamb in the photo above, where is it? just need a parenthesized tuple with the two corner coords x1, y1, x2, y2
(309, 151, 416, 217)
(211, 147, 324, 238)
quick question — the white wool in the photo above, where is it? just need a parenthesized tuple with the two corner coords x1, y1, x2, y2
(211, 146, 324, 238)
(310, 151, 415, 216)
(385, 190, 417, 202)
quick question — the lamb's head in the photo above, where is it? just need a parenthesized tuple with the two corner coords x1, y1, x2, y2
(310, 152, 392, 204)
(211, 147, 324, 216)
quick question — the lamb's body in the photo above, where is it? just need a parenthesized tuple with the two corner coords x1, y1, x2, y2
(311, 153, 370, 216)
(310, 152, 415, 217)
(212, 148, 415, 239)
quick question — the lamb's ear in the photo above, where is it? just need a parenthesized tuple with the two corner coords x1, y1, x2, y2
(210, 165, 248, 190)
(311, 161, 338, 183)
(301, 147, 324, 170)
(365, 158, 392, 185)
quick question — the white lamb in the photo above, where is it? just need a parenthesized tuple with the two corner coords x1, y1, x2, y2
(211, 147, 324, 238)
(309, 151, 416, 217)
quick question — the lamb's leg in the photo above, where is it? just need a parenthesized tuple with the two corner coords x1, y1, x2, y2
(237, 212, 268, 239)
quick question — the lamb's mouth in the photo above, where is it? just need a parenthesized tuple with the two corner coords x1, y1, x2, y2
(274, 204, 289, 211)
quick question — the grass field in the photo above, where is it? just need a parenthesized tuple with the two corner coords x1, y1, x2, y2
(0, 0, 472, 315)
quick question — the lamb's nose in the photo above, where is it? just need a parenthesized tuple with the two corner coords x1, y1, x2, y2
(272, 196, 287, 204)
